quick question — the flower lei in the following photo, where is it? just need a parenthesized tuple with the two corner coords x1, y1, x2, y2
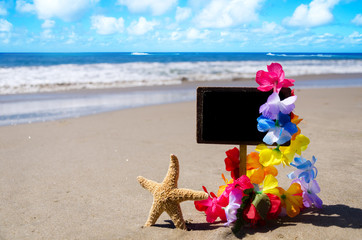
(195, 63, 322, 232)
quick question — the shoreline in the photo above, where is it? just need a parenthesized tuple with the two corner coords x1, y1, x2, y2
(0, 87, 361, 239)
(0, 73, 361, 127)
(1, 72, 362, 96)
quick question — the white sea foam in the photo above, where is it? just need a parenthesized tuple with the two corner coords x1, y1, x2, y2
(0, 88, 196, 126)
(1, 60, 362, 94)
(131, 52, 149, 55)
(266, 53, 333, 57)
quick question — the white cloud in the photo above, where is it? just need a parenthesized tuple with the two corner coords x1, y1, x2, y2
(118, 0, 177, 16)
(65, 31, 78, 44)
(0, 18, 12, 32)
(314, 33, 334, 43)
(16, 0, 36, 13)
(194, 0, 263, 28)
(341, 31, 362, 45)
(253, 21, 285, 34)
(127, 17, 158, 35)
(351, 14, 362, 26)
(41, 19, 55, 28)
(0, 18, 11, 43)
(91, 15, 124, 35)
(186, 28, 210, 39)
(170, 31, 182, 40)
(175, 6, 191, 22)
(283, 0, 340, 27)
(19, 0, 99, 21)
(349, 31, 362, 38)
(41, 29, 54, 39)
(0, 2, 7, 15)
(0, 32, 10, 43)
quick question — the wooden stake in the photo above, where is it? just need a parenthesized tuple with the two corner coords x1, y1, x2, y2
(239, 145, 247, 176)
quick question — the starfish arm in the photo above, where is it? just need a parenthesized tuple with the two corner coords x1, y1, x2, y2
(137, 176, 161, 194)
(165, 202, 186, 230)
(170, 188, 208, 202)
(162, 154, 179, 188)
(144, 199, 165, 227)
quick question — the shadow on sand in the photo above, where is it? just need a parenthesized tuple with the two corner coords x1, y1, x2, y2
(150, 204, 362, 238)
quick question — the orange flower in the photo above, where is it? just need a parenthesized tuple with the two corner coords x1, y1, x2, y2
(217, 174, 234, 197)
(246, 152, 278, 184)
(277, 183, 303, 218)
(290, 113, 303, 140)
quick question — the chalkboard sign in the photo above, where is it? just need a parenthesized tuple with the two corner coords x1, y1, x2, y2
(197, 87, 292, 145)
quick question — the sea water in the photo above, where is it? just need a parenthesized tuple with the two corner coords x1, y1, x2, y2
(0, 52, 362, 126)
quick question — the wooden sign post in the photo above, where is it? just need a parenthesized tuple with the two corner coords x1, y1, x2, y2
(197, 87, 291, 178)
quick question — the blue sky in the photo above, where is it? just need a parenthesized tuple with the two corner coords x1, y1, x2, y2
(0, 0, 361, 52)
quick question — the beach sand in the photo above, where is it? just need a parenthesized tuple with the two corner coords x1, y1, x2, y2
(0, 86, 361, 239)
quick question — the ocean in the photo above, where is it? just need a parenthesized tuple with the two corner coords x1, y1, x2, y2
(1, 52, 362, 126)
(1, 52, 362, 94)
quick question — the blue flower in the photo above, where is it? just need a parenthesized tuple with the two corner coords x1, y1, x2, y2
(287, 156, 318, 183)
(257, 113, 298, 145)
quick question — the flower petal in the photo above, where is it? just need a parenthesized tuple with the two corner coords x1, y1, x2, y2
(263, 129, 280, 145)
(256, 70, 274, 92)
(263, 174, 279, 195)
(267, 63, 284, 77)
(257, 116, 275, 132)
(249, 168, 265, 184)
(277, 128, 293, 145)
(310, 180, 321, 194)
(310, 193, 323, 208)
(279, 96, 297, 114)
(283, 78, 295, 88)
(264, 165, 278, 177)
(247, 152, 261, 170)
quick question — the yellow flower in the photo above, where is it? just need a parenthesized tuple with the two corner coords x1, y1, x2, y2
(246, 152, 278, 184)
(280, 134, 310, 166)
(277, 183, 303, 218)
(256, 144, 283, 166)
(217, 173, 234, 197)
(261, 174, 279, 196)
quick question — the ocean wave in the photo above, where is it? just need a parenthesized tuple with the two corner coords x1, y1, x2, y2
(267, 53, 333, 58)
(1, 60, 362, 94)
(131, 52, 149, 55)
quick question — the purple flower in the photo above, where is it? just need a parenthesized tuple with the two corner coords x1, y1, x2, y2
(257, 113, 298, 145)
(287, 156, 318, 183)
(293, 178, 322, 208)
(224, 188, 243, 226)
(259, 92, 297, 120)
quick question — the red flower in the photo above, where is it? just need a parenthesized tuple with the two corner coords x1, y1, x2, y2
(241, 193, 281, 227)
(224, 147, 240, 179)
(243, 203, 263, 226)
(266, 193, 282, 219)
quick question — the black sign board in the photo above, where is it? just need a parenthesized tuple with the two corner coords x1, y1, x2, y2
(197, 87, 292, 145)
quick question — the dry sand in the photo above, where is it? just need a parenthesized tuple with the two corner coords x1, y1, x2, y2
(0, 87, 361, 239)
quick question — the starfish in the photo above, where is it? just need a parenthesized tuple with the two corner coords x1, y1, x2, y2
(137, 154, 208, 230)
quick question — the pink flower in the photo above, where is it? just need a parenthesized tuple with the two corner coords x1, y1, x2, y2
(256, 63, 295, 93)
(194, 186, 228, 223)
(223, 175, 254, 199)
